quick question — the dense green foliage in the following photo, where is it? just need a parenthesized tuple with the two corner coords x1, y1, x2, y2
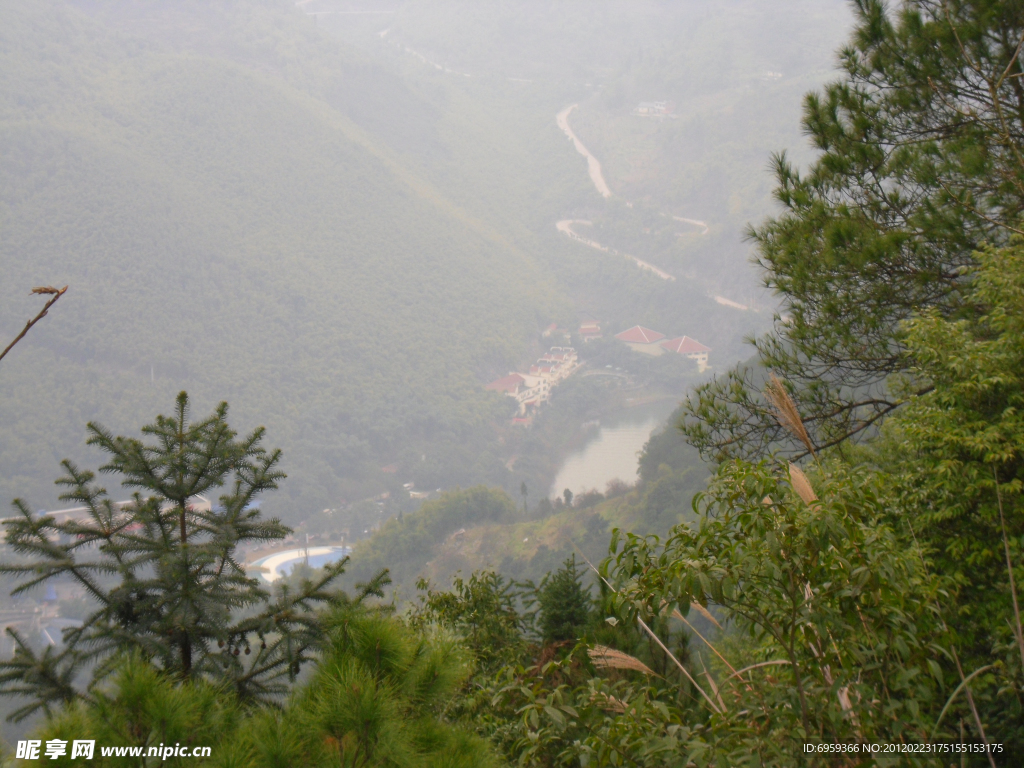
(234, 610, 495, 768)
(34, 611, 495, 767)
(405, 566, 696, 767)
(345, 486, 519, 593)
(411, 571, 527, 672)
(874, 244, 1024, 744)
(37, 658, 244, 767)
(608, 461, 947, 761)
(0, 0, 567, 514)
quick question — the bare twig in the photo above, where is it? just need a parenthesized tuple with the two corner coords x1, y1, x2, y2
(930, 664, 996, 741)
(723, 659, 792, 683)
(995, 28, 1024, 90)
(0, 286, 69, 364)
(790, 392, 933, 460)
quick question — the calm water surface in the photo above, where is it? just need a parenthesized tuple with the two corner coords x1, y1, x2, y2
(549, 401, 676, 498)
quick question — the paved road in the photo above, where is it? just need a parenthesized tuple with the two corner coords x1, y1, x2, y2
(556, 219, 675, 281)
(554, 106, 752, 309)
(557, 104, 612, 198)
(672, 215, 709, 235)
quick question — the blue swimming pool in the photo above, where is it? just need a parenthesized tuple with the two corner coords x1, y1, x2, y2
(249, 546, 351, 582)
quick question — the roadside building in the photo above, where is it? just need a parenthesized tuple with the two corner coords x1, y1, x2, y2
(528, 363, 554, 378)
(660, 336, 711, 372)
(538, 347, 578, 382)
(614, 325, 666, 355)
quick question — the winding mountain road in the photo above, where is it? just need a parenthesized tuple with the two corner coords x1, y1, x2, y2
(555, 106, 752, 310)
(557, 104, 612, 199)
(556, 219, 675, 281)
(672, 215, 709, 235)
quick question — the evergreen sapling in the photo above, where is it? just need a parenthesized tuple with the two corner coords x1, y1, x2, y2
(0, 392, 384, 721)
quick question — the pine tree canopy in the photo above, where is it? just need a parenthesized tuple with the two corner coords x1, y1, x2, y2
(538, 556, 591, 645)
(682, 0, 1024, 462)
(0, 392, 378, 722)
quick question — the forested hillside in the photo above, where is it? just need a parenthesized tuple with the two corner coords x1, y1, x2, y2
(1, 0, 792, 519)
(320, 0, 852, 307)
(345, 398, 707, 594)
(0, 0, 570, 514)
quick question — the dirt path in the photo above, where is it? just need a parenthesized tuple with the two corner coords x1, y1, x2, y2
(557, 220, 675, 281)
(556, 105, 612, 198)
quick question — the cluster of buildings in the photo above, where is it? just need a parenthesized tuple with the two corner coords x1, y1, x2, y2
(486, 346, 579, 414)
(484, 321, 710, 419)
(614, 325, 711, 372)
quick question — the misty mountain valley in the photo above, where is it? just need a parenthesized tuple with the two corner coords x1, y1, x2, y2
(1, 0, 1023, 765)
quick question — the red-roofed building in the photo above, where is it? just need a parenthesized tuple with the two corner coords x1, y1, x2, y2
(485, 347, 578, 420)
(487, 373, 550, 414)
(486, 373, 526, 395)
(614, 325, 666, 355)
(660, 336, 711, 371)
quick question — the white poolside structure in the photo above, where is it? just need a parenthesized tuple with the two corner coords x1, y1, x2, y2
(248, 546, 351, 582)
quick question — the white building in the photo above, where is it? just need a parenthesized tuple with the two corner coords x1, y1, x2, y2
(660, 336, 712, 372)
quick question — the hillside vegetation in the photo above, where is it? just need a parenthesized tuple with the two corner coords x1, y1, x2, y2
(322, 0, 852, 307)
(0, 0, 568, 514)
(1, 0, 794, 521)
(346, 401, 706, 594)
